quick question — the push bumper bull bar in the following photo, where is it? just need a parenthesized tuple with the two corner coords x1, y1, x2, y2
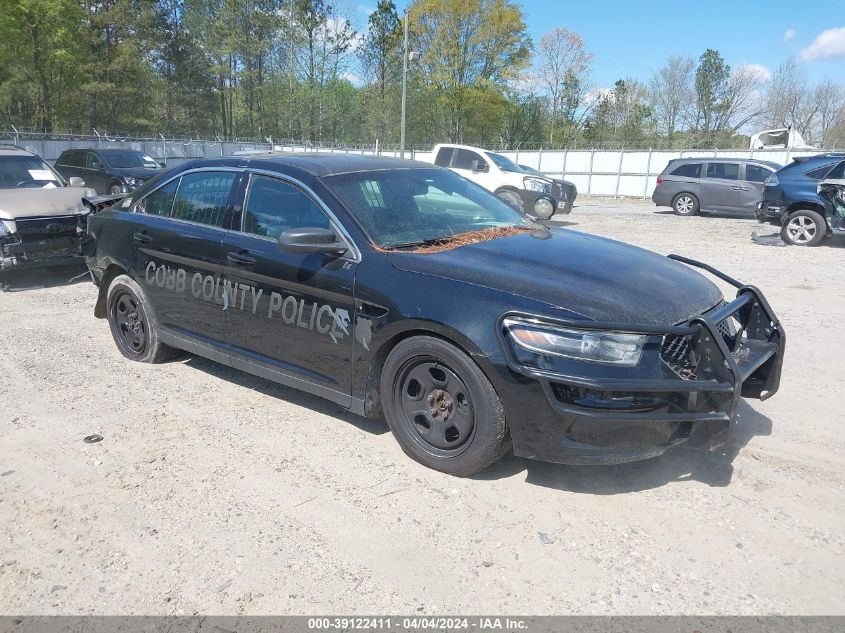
(502, 255, 785, 465)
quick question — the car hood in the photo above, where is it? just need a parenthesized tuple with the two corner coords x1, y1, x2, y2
(0, 186, 96, 220)
(109, 167, 161, 179)
(387, 228, 723, 326)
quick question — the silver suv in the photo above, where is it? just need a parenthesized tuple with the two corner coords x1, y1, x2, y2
(652, 158, 781, 216)
(0, 144, 96, 271)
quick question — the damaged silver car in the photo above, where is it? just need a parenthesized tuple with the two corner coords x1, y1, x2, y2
(0, 144, 96, 271)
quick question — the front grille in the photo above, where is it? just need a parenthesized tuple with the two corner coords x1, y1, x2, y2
(661, 334, 695, 378)
(16, 216, 79, 242)
(661, 304, 744, 378)
(554, 182, 572, 202)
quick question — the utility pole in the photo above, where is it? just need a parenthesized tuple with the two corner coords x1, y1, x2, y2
(400, 9, 410, 159)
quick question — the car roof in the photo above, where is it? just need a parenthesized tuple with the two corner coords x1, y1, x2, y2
(0, 144, 36, 157)
(240, 152, 436, 177)
(671, 157, 779, 165)
(92, 148, 147, 153)
(432, 143, 498, 154)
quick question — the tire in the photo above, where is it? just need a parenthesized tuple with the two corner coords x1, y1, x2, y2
(109, 183, 123, 195)
(380, 336, 511, 476)
(495, 189, 525, 213)
(781, 209, 826, 247)
(672, 193, 699, 216)
(106, 274, 179, 363)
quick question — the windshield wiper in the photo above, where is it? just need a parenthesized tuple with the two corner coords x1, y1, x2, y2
(383, 236, 450, 250)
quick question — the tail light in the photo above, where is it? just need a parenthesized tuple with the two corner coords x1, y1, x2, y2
(656, 178, 664, 186)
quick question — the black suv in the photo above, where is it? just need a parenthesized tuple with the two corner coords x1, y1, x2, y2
(757, 153, 845, 246)
(55, 148, 162, 195)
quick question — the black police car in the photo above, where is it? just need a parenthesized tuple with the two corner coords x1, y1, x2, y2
(84, 154, 785, 476)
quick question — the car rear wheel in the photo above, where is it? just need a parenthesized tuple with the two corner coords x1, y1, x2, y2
(381, 336, 511, 476)
(672, 193, 699, 216)
(781, 210, 826, 247)
(106, 274, 178, 363)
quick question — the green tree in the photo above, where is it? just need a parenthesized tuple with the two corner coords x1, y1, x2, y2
(361, 0, 402, 145)
(693, 48, 730, 138)
(409, 0, 530, 142)
(0, 0, 85, 130)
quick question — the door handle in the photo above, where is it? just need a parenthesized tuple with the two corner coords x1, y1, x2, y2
(729, 186, 742, 190)
(226, 251, 256, 267)
(132, 231, 152, 245)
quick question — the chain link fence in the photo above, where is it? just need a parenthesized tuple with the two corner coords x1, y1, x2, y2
(1, 127, 836, 197)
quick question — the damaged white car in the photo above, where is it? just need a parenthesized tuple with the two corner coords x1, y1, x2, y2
(0, 145, 95, 271)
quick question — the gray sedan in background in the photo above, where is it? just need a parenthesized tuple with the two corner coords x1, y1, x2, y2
(652, 158, 781, 216)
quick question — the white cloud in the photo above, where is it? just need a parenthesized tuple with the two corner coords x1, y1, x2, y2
(800, 27, 845, 61)
(342, 71, 364, 87)
(741, 63, 772, 83)
(783, 28, 796, 42)
(584, 88, 613, 106)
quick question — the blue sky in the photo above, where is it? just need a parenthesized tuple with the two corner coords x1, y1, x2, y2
(365, 0, 844, 89)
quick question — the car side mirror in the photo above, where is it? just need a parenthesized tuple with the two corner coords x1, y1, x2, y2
(471, 160, 489, 173)
(68, 177, 86, 187)
(279, 227, 348, 257)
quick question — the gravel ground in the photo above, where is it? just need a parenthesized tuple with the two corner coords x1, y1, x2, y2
(1, 200, 843, 616)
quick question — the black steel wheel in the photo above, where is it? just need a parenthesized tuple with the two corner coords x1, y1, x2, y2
(397, 358, 476, 455)
(381, 335, 510, 476)
(112, 291, 147, 356)
(106, 274, 179, 363)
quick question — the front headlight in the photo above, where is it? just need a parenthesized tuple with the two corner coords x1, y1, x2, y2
(0, 220, 12, 237)
(124, 177, 140, 186)
(523, 176, 552, 194)
(503, 318, 647, 366)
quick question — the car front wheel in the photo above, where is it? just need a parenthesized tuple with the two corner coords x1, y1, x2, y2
(106, 274, 178, 363)
(781, 210, 826, 246)
(672, 193, 699, 216)
(495, 189, 525, 213)
(109, 183, 123, 195)
(380, 336, 511, 476)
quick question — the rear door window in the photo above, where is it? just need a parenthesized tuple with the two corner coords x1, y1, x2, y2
(705, 163, 739, 180)
(434, 147, 454, 167)
(824, 162, 845, 180)
(170, 171, 237, 227)
(670, 163, 701, 178)
(805, 163, 836, 180)
(745, 164, 773, 183)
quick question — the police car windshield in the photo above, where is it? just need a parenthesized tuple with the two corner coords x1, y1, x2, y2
(323, 168, 534, 249)
(0, 156, 64, 189)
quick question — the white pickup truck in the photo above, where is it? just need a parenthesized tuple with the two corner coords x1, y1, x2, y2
(431, 143, 576, 219)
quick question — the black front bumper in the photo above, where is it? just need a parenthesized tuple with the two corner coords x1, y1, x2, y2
(1, 235, 86, 270)
(498, 256, 785, 465)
